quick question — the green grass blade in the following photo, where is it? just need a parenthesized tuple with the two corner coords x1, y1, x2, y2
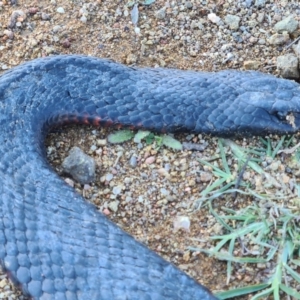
(251, 286, 273, 300)
(218, 139, 231, 174)
(208, 204, 233, 231)
(200, 177, 229, 197)
(284, 263, 300, 283)
(226, 238, 235, 284)
(265, 245, 278, 261)
(271, 136, 286, 158)
(279, 283, 300, 298)
(223, 139, 264, 174)
(215, 283, 270, 299)
(291, 259, 300, 266)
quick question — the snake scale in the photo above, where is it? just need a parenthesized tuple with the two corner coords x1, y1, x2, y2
(1, 54, 300, 299)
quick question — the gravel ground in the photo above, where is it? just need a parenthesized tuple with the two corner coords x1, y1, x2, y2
(1, 0, 300, 299)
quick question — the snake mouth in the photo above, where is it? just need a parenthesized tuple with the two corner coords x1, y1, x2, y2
(278, 112, 300, 129)
(285, 112, 297, 128)
(291, 112, 300, 129)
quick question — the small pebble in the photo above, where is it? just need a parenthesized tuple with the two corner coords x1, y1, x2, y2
(57, 7, 65, 13)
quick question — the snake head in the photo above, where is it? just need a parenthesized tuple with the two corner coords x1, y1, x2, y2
(268, 93, 300, 131)
(233, 74, 300, 136)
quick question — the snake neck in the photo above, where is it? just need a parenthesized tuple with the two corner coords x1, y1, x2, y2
(1, 54, 300, 147)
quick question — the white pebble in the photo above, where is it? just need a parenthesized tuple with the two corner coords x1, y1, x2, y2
(57, 7, 65, 14)
(80, 16, 87, 23)
(105, 173, 113, 181)
(208, 13, 220, 24)
(134, 27, 140, 35)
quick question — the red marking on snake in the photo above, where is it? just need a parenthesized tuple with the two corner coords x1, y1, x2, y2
(82, 116, 90, 125)
(92, 117, 101, 126)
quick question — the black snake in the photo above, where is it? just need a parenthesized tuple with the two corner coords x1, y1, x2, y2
(1, 55, 300, 299)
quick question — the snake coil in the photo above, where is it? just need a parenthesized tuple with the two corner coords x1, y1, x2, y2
(1, 55, 300, 299)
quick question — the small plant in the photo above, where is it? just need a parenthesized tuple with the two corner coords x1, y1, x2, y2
(194, 139, 261, 208)
(194, 137, 293, 208)
(108, 129, 182, 150)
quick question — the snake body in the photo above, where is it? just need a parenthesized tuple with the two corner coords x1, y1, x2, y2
(1, 55, 300, 299)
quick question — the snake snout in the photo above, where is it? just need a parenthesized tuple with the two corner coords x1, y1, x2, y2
(270, 98, 300, 125)
(272, 110, 292, 122)
(271, 109, 300, 131)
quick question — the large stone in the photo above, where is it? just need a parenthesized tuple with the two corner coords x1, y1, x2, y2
(274, 16, 298, 34)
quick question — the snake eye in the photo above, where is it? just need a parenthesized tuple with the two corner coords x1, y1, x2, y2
(274, 111, 288, 121)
